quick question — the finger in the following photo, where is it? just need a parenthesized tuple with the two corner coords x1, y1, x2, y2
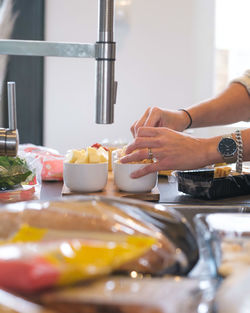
(130, 162, 160, 178)
(137, 126, 161, 137)
(120, 148, 149, 163)
(143, 107, 162, 127)
(133, 107, 151, 135)
(130, 121, 137, 137)
(125, 137, 159, 154)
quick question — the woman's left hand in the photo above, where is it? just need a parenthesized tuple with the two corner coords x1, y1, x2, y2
(120, 127, 219, 178)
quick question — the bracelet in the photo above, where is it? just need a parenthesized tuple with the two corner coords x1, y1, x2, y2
(179, 109, 192, 129)
(235, 129, 243, 173)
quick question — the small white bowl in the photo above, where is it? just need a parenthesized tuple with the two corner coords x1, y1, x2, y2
(113, 161, 157, 193)
(63, 162, 108, 192)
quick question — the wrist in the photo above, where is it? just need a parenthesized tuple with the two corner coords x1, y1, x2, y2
(203, 137, 224, 165)
(177, 109, 192, 131)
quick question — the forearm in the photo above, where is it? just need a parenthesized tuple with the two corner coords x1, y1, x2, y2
(187, 83, 250, 128)
(205, 128, 250, 165)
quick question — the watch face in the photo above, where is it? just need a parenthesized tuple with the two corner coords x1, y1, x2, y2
(218, 138, 237, 157)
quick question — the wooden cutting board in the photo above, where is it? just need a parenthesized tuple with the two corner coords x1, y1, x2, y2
(62, 172, 160, 202)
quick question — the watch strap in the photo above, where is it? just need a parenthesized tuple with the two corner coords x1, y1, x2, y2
(235, 129, 243, 173)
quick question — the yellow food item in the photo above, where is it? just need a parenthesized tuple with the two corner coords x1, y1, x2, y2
(65, 147, 108, 164)
(214, 166, 232, 178)
(159, 170, 173, 176)
(98, 147, 109, 163)
(214, 162, 227, 167)
(1, 224, 156, 287)
(74, 149, 88, 164)
(66, 149, 82, 163)
(87, 147, 101, 163)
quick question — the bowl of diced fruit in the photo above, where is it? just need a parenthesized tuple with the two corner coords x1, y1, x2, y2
(63, 145, 108, 192)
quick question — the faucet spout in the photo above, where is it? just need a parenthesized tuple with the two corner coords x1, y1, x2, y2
(0, 1, 117, 125)
(96, 0, 117, 124)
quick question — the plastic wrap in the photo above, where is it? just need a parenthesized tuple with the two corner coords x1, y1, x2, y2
(0, 196, 198, 292)
(216, 267, 250, 313)
(0, 152, 42, 203)
(0, 233, 154, 292)
(194, 212, 250, 277)
(177, 169, 250, 199)
(0, 289, 55, 313)
(19, 144, 64, 181)
(41, 276, 216, 313)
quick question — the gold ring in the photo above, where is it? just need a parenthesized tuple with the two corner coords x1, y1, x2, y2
(148, 147, 153, 159)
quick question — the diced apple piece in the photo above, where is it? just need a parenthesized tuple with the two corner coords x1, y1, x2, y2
(87, 147, 100, 163)
(98, 147, 108, 163)
(65, 149, 82, 163)
(75, 149, 88, 164)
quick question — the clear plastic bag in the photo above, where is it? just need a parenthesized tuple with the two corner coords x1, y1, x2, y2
(0, 289, 55, 313)
(0, 196, 198, 292)
(0, 150, 42, 203)
(19, 144, 64, 181)
(41, 276, 216, 313)
(194, 212, 250, 277)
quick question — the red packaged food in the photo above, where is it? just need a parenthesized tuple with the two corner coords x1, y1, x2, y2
(20, 144, 64, 181)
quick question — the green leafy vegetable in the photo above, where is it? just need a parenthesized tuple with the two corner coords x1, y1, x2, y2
(0, 156, 32, 190)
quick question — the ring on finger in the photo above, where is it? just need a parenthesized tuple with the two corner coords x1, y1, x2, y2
(148, 147, 153, 160)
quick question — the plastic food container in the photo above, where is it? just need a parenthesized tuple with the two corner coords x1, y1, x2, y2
(194, 212, 250, 277)
(177, 169, 250, 200)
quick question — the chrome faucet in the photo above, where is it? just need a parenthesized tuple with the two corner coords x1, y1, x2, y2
(0, 0, 117, 128)
(0, 82, 18, 156)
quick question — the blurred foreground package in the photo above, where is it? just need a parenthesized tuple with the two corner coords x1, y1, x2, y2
(0, 196, 198, 294)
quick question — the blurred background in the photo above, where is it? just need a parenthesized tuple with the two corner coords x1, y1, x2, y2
(0, 0, 250, 154)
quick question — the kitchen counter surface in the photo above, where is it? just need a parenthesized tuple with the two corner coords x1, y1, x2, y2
(40, 176, 250, 231)
(41, 176, 250, 206)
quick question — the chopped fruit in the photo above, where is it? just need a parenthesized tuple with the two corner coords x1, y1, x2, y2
(88, 147, 101, 163)
(65, 149, 82, 163)
(98, 147, 109, 163)
(65, 146, 108, 164)
(91, 143, 101, 149)
(91, 143, 109, 152)
(75, 150, 88, 164)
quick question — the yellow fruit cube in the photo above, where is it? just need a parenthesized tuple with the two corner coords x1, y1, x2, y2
(65, 149, 82, 163)
(87, 147, 100, 163)
(75, 149, 88, 164)
(98, 147, 108, 163)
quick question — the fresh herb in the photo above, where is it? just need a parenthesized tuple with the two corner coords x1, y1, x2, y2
(0, 156, 32, 190)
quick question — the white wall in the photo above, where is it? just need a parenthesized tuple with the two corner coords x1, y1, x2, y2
(44, 0, 215, 154)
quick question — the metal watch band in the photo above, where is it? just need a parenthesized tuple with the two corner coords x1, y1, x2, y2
(235, 129, 243, 173)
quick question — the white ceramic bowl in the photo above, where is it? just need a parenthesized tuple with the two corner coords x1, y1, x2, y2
(63, 162, 108, 192)
(113, 161, 157, 193)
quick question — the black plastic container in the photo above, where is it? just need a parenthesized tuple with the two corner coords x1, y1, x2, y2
(177, 169, 250, 200)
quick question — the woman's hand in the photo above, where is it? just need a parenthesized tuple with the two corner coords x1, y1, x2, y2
(121, 127, 221, 178)
(130, 107, 191, 137)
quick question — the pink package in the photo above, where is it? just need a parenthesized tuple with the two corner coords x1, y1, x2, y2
(20, 144, 64, 181)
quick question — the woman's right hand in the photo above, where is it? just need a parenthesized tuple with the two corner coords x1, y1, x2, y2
(130, 107, 191, 137)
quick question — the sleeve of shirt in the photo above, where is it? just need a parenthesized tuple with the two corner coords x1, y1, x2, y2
(231, 70, 250, 95)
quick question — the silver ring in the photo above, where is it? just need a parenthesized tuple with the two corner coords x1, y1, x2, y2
(148, 147, 153, 159)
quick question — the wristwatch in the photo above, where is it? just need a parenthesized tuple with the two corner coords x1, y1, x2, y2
(218, 135, 238, 164)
